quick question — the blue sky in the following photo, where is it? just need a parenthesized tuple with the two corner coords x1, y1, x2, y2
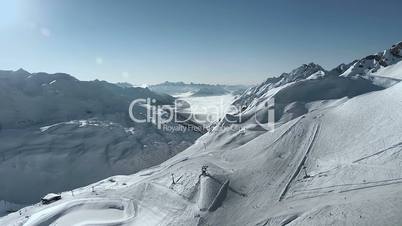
(1, 0, 402, 85)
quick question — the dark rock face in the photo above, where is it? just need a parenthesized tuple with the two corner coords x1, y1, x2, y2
(390, 42, 402, 57)
(327, 61, 358, 77)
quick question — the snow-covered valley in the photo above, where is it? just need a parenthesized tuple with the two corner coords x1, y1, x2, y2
(1, 41, 402, 225)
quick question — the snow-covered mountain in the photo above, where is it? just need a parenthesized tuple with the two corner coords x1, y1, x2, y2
(3, 73, 401, 226)
(189, 86, 229, 97)
(0, 70, 203, 207)
(0, 69, 178, 129)
(232, 63, 326, 112)
(341, 41, 402, 79)
(232, 42, 402, 126)
(2, 42, 402, 225)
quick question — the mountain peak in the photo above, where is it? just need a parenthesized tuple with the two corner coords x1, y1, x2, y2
(305, 62, 321, 67)
(15, 68, 30, 74)
(281, 62, 325, 83)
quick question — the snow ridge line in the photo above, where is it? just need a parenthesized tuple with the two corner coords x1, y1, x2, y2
(278, 123, 320, 201)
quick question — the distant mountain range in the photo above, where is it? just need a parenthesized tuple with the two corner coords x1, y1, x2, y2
(148, 81, 250, 96)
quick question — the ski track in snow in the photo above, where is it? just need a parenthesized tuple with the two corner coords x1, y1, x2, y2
(279, 123, 320, 201)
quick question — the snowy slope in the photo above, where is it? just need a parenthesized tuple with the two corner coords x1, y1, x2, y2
(0, 119, 199, 205)
(233, 63, 325, 111)
(2, 42, 402, 225)
(231, 42, 402, 128)
(231, 69, 383, 128)
(372, 60, 402, 79)
(2, 79, 401, 226)
(0, 70, 202, 208)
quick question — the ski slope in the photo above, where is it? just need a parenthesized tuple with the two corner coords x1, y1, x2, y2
(2, 80, 402, 226)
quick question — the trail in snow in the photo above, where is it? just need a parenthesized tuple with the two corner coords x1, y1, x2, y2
(352, 142, 402, 163)
(279, 123, 320, 201)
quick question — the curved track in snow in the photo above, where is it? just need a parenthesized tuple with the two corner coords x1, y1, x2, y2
(23, 198, 136, 226)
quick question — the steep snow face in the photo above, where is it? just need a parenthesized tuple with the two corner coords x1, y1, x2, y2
(231, 75, 383, 128)
(0, 70, 202, 206)
(372, 60, 402, 79)
(233, 63, 324, 111)
(271, 77, 383, 123)
(2, 82, 401, 226)
(326, 61, 357, 77)
(341, 42, 402, 79)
